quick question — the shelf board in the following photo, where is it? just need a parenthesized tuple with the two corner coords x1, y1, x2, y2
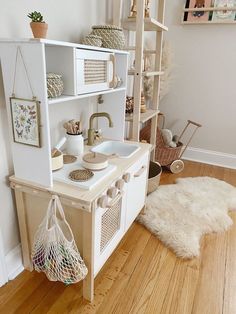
(124, 47, 157, 55)
(182, 20, 236, 25)
(48, 87, 126, 105)
(122, 17, 168, 32)
(126, 109, 160, 123)
(128, 70, 164, 77)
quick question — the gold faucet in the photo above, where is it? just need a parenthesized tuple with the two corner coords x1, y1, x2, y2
(87, 112, 114, 146)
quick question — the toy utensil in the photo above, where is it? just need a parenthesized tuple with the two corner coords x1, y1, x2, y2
(51, 137, 67, 157)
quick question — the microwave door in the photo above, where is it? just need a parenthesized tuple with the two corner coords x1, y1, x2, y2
(76, 50, 115, 95)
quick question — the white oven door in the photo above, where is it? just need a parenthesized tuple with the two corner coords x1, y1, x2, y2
(76, 49, 115, 95)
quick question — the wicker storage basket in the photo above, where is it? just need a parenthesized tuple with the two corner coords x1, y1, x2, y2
(91, 25, 125, 50)
(47, 73, 64, 98)
(82, 34, 102, 47)
(147, 161, 162, 194)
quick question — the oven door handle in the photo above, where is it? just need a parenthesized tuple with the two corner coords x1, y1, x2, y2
(107, 191, 123, 208)
(109, 54, 116, 88)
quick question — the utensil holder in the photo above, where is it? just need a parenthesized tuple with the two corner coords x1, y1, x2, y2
(66, 133, 84, 156)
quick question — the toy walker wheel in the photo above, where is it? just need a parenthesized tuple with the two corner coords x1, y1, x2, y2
(170, 160, 184, 174)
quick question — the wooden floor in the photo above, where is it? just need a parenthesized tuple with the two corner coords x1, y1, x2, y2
(1, 160, 236, 314)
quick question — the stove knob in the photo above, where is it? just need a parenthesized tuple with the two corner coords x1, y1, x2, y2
(123, 173, 131, 183)
(116, 179, 125, 191)
(107, 187, 118, 199)
(98, 195, 108, 208)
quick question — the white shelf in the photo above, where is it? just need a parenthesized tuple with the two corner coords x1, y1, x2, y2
(48, 87, 126, 105)
(0, 38, 129, 55)
(122, 17, 168, 32)
(126, 109, 160, 123)
(182, 21, 236, 25)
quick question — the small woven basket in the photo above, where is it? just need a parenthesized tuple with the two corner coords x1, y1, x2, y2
(147, 161, 162, 194)
(82, 34, 102, 47)
(91, 25, 125, 50)
(47, 73, 64, 98)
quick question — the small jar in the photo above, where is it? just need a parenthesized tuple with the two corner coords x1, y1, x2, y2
(66, 133, 84, 156)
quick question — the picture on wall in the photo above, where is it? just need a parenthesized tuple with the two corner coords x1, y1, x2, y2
(185, 0, 212, 22)
(10, 97, 41, 147)
(212, 0, 236, 21)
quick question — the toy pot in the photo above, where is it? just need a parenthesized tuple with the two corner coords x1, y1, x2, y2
(66, 133, 84, 156)
(30, 22, 48, 38)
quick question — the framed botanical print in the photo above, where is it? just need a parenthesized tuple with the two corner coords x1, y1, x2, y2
(10, 97, 41, 147)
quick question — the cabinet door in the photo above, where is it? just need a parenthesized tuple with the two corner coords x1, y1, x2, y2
(125, 152, 149, 231)
(94, 190, 126, 276)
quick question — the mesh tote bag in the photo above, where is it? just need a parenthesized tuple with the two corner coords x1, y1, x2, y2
(31, 195, 88, 285)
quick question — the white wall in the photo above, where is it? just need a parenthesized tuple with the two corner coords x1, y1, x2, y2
(0, 0, 105, 256)
(160, 1, 236, 156)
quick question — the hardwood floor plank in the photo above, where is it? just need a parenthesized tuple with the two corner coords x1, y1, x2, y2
(223, 212, 236, 314)
(30, 282, 66, 314)
(0, 272, 45, 314)
(175, 259, 200, 314)
(111, 236, 162, 314)
(192, 232, 227, 314)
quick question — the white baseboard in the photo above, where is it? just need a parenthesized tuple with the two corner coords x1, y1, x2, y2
(5, 244, 24, 280)
(183, 147, 236, 170)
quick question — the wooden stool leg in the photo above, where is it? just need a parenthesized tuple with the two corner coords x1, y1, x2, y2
(82, 210, 95, 301)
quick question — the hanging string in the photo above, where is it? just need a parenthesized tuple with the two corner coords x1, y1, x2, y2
(12, 46, 36, 99)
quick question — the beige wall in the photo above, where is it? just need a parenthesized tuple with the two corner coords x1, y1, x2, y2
(0, 0, 106, 255)
(160, 1, 236, 155)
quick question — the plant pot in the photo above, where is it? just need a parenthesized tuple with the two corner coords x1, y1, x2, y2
(30, 22, 48, 38)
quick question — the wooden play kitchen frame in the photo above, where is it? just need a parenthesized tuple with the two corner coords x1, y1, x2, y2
(0, 38, 152, 301)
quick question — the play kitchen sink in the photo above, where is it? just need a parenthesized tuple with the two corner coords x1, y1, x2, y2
(91, 141, 140, 158)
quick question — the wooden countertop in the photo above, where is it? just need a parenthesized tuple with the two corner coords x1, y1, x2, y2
(10, 140, 152, 211)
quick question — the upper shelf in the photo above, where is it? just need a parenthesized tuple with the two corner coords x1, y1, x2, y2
(122, 17, 168, 32)
(48, 87, 126, 105)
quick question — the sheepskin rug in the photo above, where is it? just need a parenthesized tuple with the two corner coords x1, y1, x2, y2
(137, 177, 236, 259)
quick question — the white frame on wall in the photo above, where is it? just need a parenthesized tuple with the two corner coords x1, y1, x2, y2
(0, 230, 8, 287)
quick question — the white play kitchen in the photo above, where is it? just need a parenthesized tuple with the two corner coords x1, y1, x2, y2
(0, 39, 151, 301)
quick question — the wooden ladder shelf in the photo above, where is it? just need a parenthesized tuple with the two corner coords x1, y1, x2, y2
(113, 0, 168, 160)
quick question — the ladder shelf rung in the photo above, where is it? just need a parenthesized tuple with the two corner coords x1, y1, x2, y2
(128, 70, 164, 77)
(125, 109, 160, 124)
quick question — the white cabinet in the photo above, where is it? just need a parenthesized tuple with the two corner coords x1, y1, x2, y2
(125, 151, 149, 230)
(93, 151, 149, 275)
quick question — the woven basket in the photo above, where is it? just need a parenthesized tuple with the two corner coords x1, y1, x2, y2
(91, 25, 125, 50)
(47, 73, 63, 98)
(147, 161, 162, 194)
(82, 34, 102, 47)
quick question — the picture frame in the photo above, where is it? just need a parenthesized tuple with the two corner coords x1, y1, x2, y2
(212, 0, 236, 21)
(185, 0, 212, 22)
(10, 97, 41, 148)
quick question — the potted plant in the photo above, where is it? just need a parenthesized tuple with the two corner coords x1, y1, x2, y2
(27, 11, 48, 39)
